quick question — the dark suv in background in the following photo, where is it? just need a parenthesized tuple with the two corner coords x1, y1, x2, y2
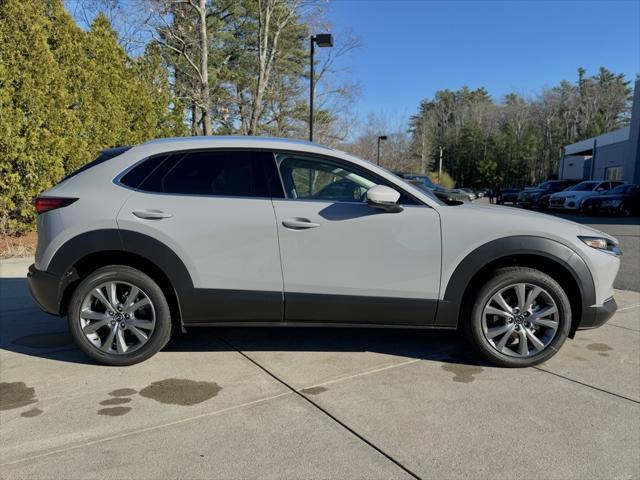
(517, 179, 580, 209)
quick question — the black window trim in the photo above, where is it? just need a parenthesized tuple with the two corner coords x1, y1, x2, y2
(114, 147, 427, 206)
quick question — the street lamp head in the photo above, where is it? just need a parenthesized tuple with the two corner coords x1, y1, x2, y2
(378, 135, 388, 140)
(314, 33, 333, 48)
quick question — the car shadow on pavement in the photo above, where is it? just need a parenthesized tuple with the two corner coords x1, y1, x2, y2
(1, 277, 485, 368)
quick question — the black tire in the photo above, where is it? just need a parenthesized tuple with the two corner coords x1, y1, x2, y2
(464, 267, 571, 368)
(68, 265, 172, 366)
(619, 203, 631, 217)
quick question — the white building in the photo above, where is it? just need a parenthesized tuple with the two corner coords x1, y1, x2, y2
(559, 79, 640, 185)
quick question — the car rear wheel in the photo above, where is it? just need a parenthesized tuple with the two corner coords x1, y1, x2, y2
(465, 267, 571, 367)
(68, 265, 172, 366)
(619, 203, 632, 217)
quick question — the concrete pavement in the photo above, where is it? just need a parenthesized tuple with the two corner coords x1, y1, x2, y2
(1, 258, 639, 479)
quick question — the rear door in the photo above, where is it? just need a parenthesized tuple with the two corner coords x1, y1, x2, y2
(116, 149, 284, 324)
(271, 152, 442, 326)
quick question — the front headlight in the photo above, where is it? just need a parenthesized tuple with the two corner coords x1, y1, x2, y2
(579, 236, 622, 255)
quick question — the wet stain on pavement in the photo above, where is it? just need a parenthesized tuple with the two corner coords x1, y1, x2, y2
(587, 343, 613, 352)
(442, 363, 483, 383)
(139, 379, 221, 406)
(598, 352, 610, 357)
(12, 332, 73, 349)
(0, 382, 38, 411)
(21, 408, 43, 418)
(100, 398, 132, 406)
(108, 388, 138, 397)
(98, 407, 132, 417)
(301, 386, 327, 395)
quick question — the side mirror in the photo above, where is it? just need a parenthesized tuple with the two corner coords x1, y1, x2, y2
(366, 185, 403, 213)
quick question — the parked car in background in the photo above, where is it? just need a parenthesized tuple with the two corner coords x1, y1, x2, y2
(517, 179, 581, 209)
(28, 136, 621, 368)
(395, 173, 470, 203)
(405, 180, 460, 204)
(549, 181, 624, 210)
(581, 184, 640, 217)
(500, 188, 521, 204)
(459, 188, 478, 200)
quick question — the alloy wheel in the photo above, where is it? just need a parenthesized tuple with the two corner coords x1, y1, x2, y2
(481, 283, 559, 358)
(79, 281, 156, 354)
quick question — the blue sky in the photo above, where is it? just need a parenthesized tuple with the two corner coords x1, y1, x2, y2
(324, 0, 640, 124)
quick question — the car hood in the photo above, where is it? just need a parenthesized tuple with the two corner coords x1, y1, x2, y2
(584, 194, 624, 202)
(442, 202, 618, 243)
(550, 190, 596, 198)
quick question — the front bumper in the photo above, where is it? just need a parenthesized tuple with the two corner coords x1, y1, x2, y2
(582, 203, 620, 215)
(577, 297, 617, 330)
(27, 264, 62, 315)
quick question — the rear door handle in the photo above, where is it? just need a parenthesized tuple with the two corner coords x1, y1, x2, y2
(132, 209, 173, 220)
(282, 218, 320, 230)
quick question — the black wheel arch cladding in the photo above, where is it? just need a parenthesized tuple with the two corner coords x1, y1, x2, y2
(434, 236, 596, 329)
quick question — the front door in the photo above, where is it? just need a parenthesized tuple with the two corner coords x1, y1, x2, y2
(271, 152, 441, 325)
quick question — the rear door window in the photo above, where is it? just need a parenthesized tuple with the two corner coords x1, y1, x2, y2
(135, 150, 273, 198)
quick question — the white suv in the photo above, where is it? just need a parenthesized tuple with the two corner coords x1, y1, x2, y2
(549, 180, 624, 210)
(28, 137, 621, 367)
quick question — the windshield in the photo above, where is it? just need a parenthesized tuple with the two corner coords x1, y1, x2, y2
(538, 181, 552, 189)
(569, 182, 598, 191)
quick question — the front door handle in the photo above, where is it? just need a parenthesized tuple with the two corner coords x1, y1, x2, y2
(132, 209, 173, 220)
(282, 218, 320, 230)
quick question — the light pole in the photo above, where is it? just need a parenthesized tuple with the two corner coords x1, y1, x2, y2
(377, 135, 387, 165)
(309, 33, 333, 142)
(438, 146, 444, 183)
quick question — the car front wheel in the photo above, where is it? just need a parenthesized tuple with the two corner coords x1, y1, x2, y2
(465, 267, 571, 367)
(68, 265, 172, 366)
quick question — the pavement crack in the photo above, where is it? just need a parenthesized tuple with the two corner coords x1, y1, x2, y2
(215, 334, 422, 480)
(532, 366, 640, 405)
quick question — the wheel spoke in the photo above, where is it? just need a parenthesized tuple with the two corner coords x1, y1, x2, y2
(130, 318, 154, 330)
(524, 328, 545, 351)
(517, 329, 529, 356)
(81, 310, 110, 321)
(495, 325, 515, 351)
(115, 329, 128, 354)
(515, 284, 526, 310)
(107, 282, 119, 307)
(100, 327, 117, 352)
(531, 305, 557, 321)
(486, 324, 512, 339)
(485, 306, 513, 318)
(533, 318, 558, 330)
(124, 297, 150, 314)
(129, 326, 148, 343)
(123, 286, 140, 310)
(524, 286, 542, 309)
(83, 319, 110, 334)
(492, 292, 513, 314)
(92, 288, 113, 310)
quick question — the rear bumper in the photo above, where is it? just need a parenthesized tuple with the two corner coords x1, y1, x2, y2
(27, 264, 62, 315)
(577, 297, 617, 330)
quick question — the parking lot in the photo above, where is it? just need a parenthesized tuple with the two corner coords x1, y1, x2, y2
(1, 210, 639, 479)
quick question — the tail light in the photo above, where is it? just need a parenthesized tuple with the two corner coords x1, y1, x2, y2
(34, 197, 78, 214)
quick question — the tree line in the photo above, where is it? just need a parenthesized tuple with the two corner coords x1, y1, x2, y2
(0, 0, 356, 234)
(405, 68, 633, 188)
